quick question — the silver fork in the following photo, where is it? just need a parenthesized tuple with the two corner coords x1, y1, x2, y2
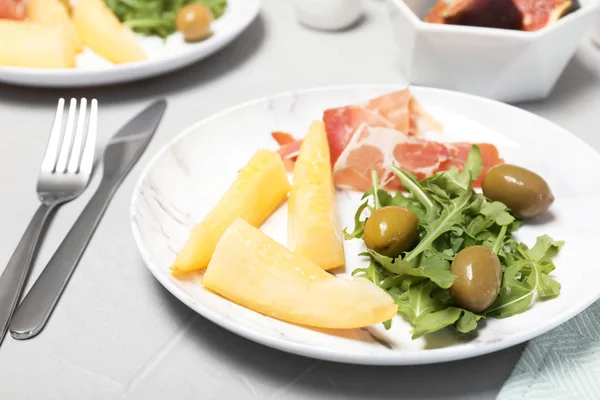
(0, 98, 98, 345)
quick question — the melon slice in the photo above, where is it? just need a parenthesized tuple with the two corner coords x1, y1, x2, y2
(27, 0, 83, 53)
(203, 219, 398, 329)
(171, 149, 290, 275)
(288, 121, 345, 270)
(0, 21, 75, 68)
(73, 0, 145, 64)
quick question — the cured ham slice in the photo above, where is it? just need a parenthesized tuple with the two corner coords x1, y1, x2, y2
(333, 126, 502, 191)
(333, 126, 451, 191)
(324, 89, 443, 165)
(324, 106, 397, 167)
(272, 88, 503, 192)
(273, 131, 300, 172)
(0, 0, 26, 20)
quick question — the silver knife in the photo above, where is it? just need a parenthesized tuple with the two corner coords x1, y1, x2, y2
(9, 99, 167, 340)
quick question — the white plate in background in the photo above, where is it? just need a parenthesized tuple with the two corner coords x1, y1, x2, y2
(0, 0, 260, 88)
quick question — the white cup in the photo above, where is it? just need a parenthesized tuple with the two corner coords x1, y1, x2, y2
(293, 0, 364, 31)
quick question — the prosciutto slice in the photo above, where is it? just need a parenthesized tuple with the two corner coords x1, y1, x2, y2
(273, 88, 503, 191)
(333, 126, 451, 191)
(324, 89, 443, 165)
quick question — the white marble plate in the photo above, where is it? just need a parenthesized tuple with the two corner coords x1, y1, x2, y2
(130, 85, 600, 365)
(0, 0, 260, 88)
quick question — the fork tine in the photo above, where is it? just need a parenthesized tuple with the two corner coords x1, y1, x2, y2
(40, 98, 65, 173)
(55, 99, 78, 173)
(79, 99, 98, 175)
(67, 98, 88, 174)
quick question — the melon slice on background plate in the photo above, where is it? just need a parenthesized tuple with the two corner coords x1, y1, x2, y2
(203, 218, 398, 329)
(171, 149, 290, 275)
(73, 0, 146, 64)
(288, 121, 345, 271)
(27, 0, 83, 53)
(0, 20, 75, 68)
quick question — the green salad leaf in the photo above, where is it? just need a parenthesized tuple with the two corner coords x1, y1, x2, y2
(369, 250, 457, 289)
(105, 0, 228, 39)
(348, 145, 563, 338)
(393, 281, 483, 339)
(487, 235, 563, 318)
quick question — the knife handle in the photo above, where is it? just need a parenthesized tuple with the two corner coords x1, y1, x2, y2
(9, 179, 120, 339)
(0, 204, 54, 345)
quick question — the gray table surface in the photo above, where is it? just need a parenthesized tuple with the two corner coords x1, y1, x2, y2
(0, 1, 599, 399)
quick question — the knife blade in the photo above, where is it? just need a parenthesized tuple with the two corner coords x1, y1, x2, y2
(9, 99, 167, 340)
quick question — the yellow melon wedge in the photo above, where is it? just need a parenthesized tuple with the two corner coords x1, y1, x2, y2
(288, 121, 345, 270)
(0, 21, 75, 68)
(204, 219, 398, 329)
(73, 0, 146, 64)
(27, 0, 83, 53)
(171, 149, 290, 275)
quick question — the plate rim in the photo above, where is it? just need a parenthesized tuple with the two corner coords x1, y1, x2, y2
(0, 0, 261, 88)
(130, 84, 600, 365)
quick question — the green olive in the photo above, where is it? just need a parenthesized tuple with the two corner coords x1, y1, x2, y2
(363, 206, 419, 258)
(176, 3, 213, 42)
(482, 164, 554, 219)
(450, 246, 502, 313)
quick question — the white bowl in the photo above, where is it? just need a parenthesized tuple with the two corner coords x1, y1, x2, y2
(389, 0, 600, 103)
(592, 9, 600, 46)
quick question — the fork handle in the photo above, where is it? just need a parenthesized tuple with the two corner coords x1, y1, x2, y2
(0, 203, 54, 345)
(9, 179, 120, 340)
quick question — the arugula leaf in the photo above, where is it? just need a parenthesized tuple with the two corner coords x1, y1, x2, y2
(387, 191, 428, 220)
(371, 170, 382, 209)
(391, 166, 437, 221)
(527, 235, 565, 262)
(343, 201, 369, 240)
(344, 171, 386, 240)
(426, 145, 483, 196)
(412, 308, 483, 338)
(351, 259, 385, 286)
(487, 235, 563, 318)
(395, 281, 482, 338)
(369, 250, 456, 289)
(456, 311, 483, 333)
(412, 308, 463, 338)
(480, 201, 516, 226)
(396, 281, 441, 323)
(492, 225, 508, 254)
(405, 190, 473, 262)
(525, 236, 563, 298)
(105, 0, 227, 38)
(486, 259, 535, 318)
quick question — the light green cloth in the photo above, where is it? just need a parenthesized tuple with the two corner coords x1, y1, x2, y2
(497, 300, 600, 400)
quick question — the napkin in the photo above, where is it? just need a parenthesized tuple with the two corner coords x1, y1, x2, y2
(497, 300, 600, 400)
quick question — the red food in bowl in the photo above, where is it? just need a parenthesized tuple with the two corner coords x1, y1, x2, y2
(424, 0, 579, 31)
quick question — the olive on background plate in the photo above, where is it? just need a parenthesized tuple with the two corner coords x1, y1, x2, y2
(450, 246, 502, 313)
(363, 206, 419, 258)
(176, 3, 213, 42)
(482, 164, 554, 219)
